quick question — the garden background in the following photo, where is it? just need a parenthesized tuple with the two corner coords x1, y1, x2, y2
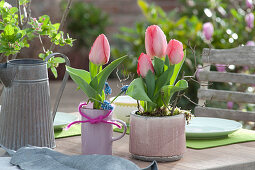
(7, 0, 255, 117)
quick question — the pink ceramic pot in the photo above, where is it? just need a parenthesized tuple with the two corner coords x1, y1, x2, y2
(81, 104, 127, 155)
(129, 111, 186, 162)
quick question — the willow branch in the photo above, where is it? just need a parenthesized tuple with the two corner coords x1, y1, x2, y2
(49, 0, 73, 52)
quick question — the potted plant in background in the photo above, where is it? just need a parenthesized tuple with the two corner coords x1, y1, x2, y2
(66, 34, 128, 155)
(0, 0, 74, 150)
(126, 25, 192, 162)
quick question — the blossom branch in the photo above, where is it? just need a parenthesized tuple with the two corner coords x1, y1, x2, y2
(49, 0, 73, 52)
(16, 0, 22, 28)
(23, 0, 32, 28)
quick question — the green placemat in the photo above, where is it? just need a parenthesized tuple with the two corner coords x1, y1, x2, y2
(54, 124, 81, 139)
(55, 125, 255, 150)
(186, 128, 255, 149)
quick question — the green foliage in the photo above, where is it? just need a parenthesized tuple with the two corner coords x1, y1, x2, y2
(113, 0, 255, 111)
(0, 0, 74, 77)
(64, 1, 109, 48)
(126, 55, 188, 114)
(66, 55, 127, 109)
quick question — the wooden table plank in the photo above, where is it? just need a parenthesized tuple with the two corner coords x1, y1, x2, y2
(55, 133, 255, 170)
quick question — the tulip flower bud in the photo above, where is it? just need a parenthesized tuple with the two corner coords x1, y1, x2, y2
(137, 53, 154, 77)
(246, 0, 253, 9)
(203, 22, 214, 41)
(227, 101, 234, 109)
(215, 64, 226, 72)
(245, 13, 254, 29)
(166, 39, 184, 65)
(145, 25, 167, 59)
(89, 34, 110, 65)
(246, 41, 255, 46)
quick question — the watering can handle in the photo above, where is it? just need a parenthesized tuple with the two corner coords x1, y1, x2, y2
(45, 53, 70, 121)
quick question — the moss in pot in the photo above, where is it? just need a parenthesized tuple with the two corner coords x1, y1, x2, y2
(126, 25, 192, 162)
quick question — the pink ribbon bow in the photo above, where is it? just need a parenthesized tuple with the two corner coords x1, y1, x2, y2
(65, 103, 121, 129)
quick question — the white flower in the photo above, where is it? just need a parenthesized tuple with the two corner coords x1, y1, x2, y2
(3, 2, 12, 9)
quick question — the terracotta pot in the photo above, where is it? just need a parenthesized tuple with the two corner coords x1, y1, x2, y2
(81, 103, 127, 155)
(129, 111, 186, 162)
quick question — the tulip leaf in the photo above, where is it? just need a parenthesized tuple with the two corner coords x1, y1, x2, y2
(145, 70, 155, 99)
(154, 64, 175, 95)
(161, 79, 188, 105)
(164, 55, 170, 68)
(153, 57, 164, 76)
(126, 77, 153, 102)
(91, 55, 127, 94)
(170, 50, 186, 85)
(66, 66, 91, 84)
(66, 66, 100, 100)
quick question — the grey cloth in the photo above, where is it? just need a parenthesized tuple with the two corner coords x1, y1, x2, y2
(5, 146, 157, 170)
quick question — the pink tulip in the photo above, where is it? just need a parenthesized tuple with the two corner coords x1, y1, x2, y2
(145, 25, 167, 59)
(203, 22, 214, 41)
(216, 64, 226, 72)
(89, 34, 110, 65)
(246, 0, 253, 9)
(245, 13, 254, 29)
(227, 101, 233, 109)
(196, 65, 203, 81)
(137, 53, 154, 77)
(246, 41, 255, 46)
(166, 39, 184, 64)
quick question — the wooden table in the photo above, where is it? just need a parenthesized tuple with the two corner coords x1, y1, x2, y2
(55, 132, 255, 170)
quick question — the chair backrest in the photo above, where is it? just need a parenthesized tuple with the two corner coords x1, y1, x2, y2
(194, 46, 255, 122)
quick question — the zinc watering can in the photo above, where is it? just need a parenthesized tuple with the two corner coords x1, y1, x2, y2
(0, 53, 70, 150)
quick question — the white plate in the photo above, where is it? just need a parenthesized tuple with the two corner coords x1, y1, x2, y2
(54, 112, 78, 129)
(186, 117, 242, 139)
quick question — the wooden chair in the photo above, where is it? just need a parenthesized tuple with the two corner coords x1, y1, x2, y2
(194, 46, 255, 126)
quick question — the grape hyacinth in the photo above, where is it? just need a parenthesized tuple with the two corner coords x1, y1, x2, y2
(104, 82, 112, 95)
(121, 85, 129, 94)
(101, 100, 113, 110)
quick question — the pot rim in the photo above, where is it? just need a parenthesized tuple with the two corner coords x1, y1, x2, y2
(130, 110, 184, 119)
(8, 58, 46, 66)
(80, 104, 115, 111)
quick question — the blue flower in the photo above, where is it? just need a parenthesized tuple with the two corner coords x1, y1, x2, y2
(101, 100, 113, 110)
(104, 82, 112, 95)
(121, 85, 129, 94)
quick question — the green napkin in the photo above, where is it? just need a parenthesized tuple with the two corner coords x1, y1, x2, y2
(54, 124, 81, 139)
(186, 128, 255, 149)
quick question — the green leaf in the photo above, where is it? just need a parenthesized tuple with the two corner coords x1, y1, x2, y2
(137, 0, 149, 15)
(4, 25, 14, 36)
(66, 66, 101, 100)
(164, 55, 170, 68)
(50, 67, 58, 78)
(90, 55, 127, 94)
(153, 57, 164, 76)
(155, 64, 175, 95)
(54, 57, 65, 64)
(170, 50, 186, 85)
(145, 70, 155, 99)
(161, 79, 188, 105)
(126, 77, 152, 102)
(9, 7, 18, 14)
(66, 66, 91, 84)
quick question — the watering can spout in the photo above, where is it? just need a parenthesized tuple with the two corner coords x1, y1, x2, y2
(0, 63, 17, 87)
